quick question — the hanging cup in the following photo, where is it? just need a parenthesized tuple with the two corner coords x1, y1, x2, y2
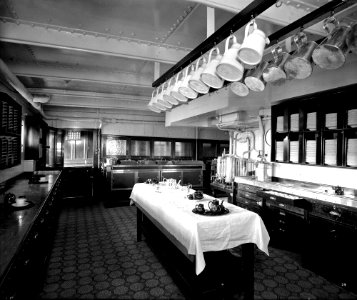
(263, 46, 290, 86)
(312, 17, 351, 70)
(178, 66, 198, 99)
(162, 78, 179, 105)
(284, 32, 317, 79)
(346, 22, 357, 54)
(151, 89, 167, 111)
(188, 57, 209, 94)
(170, 72, 188, 103)
(147, 103, 162, 113)
(237, 20, 270, 67)
(216, 35, 244, 82)
(244, 61, 269, 92)
(156, 84, 173, 109)
(200, 47, 224, 89)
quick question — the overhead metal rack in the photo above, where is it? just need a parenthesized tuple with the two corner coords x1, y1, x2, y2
(152, 0, 356, 88)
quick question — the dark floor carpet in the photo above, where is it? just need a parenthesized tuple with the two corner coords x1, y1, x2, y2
(38, 202, 357, 299)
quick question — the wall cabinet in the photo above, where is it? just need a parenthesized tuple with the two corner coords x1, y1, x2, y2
(0, 93, 21, 170)
(271, 85, 357, 168)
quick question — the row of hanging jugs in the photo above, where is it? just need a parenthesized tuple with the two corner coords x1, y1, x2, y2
(149, 18, 357, 113)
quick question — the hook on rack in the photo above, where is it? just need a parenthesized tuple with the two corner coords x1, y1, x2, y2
(275, 0, 283, 8)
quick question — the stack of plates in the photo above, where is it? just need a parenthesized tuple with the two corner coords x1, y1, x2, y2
(306, 112, 317, 131)
(305, 140, 316, 164)
(325, 113, 337, 129)
(277, 116, 284, 132)
(290, 114, 299, 131)
(289, 141, 299, 163)
(324, 139, 337, 165)
(276, 141, 284, 161)
(347, 109, 357, 128)
(347, 138, 357, 167)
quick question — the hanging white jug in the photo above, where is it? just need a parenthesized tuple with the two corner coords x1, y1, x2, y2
(156, 84, 173, 109)
(170, 72, 188, 103)
(188, 57, 209, 94)
(162, 78, 179, 105)
(147, 103, 162, 113)
(200, 47, 224, 89)
(151, 89, 167, 111)
(346, 22, 357, 54)
(216, 35, 244, 82)
(237, 20, 270, 67)
(178, 66, 198, 99)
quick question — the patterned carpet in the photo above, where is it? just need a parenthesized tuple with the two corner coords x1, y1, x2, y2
(38, 202, 357, 299)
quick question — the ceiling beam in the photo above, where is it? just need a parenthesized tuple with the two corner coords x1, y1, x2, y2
(0, 17, 190, 64)
(28, 88, 150, 102)
(190, 0, 327, 36)
(44, 93, 150, 111)
(7, 61, 153, 88)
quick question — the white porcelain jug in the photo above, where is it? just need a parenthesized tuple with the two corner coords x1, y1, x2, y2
(188, 57, 209, 94)
(156, 84, 173, 109)
(230, 81, 249, 97)
(216, 35, 244, 82)
(151, 89, 167, 110)
(170, 72, 188, 103)
(178, 66, 198, 99)
(200, 47, 224, 89)
(162, 78, 179, 105)
(238, 20, 269, 67)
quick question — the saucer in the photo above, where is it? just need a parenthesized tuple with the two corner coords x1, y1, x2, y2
(12, 201, 30, 208)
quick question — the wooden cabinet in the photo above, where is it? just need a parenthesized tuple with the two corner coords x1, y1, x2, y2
(306, 203, 357, 294)
(235, 183, 264, 216)
(271, 85, 357, 168)
(0, 93, 21, 170)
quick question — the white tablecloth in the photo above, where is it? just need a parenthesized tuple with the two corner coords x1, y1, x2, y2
(130, 183, 270, 275)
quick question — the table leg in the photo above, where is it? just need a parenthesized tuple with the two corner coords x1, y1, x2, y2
(137, 207, 143, 242)
(242, 243, 254, 300)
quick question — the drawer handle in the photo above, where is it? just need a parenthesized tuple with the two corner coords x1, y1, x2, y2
(329, 211, 341, 217)
(40, 218, 45, 224)
(24, 259, 30, 266)
(278, 203, 285, 207)
(270, 196, 276, 200)
(34, 233, 39, 240)
(244, 200, 249, 204)
(257, 201, 262, 206)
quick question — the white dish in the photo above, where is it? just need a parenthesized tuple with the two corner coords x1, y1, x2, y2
(12, 201, 30, 207)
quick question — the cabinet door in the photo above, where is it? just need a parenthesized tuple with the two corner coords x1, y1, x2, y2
(112, 170, 136, 190)
(137, 170, 160, 183)
(161, 170, 181, 182)
(182, 169, 202, 187)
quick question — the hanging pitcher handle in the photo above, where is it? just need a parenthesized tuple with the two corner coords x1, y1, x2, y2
(323, 16, 338, 35)
(271, 46, 283, 63)
(244, 19, 257, 40)
(293, 31, 307, 49)
(225, 34, 237, 52)
(207, 47, 220, 63)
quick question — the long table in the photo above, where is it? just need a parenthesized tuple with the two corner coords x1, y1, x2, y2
(130, 183, 270, 298)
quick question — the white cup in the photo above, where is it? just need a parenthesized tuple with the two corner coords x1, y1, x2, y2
(16, 196, 26, 205)
(171, 72, 188, 103)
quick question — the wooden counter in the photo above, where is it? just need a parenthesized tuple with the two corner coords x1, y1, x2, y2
(0, 171, 62, 300)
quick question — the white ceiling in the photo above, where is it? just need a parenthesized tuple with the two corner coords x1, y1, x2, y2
(0, 0, 356, 128)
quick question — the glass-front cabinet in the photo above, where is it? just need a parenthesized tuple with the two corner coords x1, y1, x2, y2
(271, 84, 357, 168)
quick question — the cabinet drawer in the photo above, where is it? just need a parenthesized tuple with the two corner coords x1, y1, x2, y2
(265, 201, 305, 217)
(238, 190, 263, 202)
(238, 183, 262, 194)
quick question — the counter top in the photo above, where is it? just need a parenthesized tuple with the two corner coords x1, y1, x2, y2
(0, 171, 60, 280)
(235, 176, 357, 210)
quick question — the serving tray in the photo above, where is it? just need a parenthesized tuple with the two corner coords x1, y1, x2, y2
(192, 207, 229, 216)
